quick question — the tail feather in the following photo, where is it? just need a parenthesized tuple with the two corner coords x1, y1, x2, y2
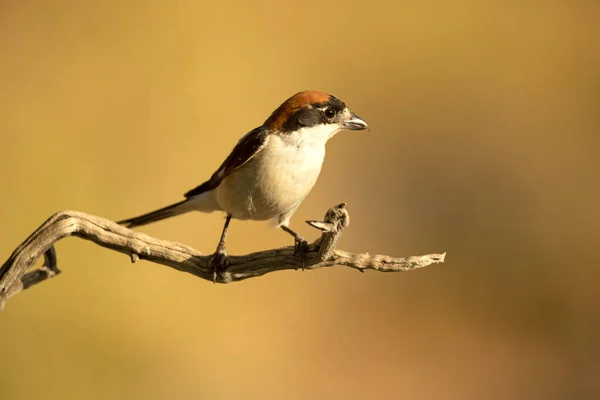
(119, 190, 221, 228)
(118, 200, 194, 228)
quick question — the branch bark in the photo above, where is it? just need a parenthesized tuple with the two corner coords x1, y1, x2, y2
(0, 203, 445, 310)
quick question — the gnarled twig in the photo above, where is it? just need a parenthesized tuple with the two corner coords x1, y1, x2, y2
(0, 203, 446, 310)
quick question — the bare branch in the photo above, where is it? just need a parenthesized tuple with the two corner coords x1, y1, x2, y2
(0, 203, 446, 310)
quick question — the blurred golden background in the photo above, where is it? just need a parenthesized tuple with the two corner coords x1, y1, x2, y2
(1, 1, 599, 399)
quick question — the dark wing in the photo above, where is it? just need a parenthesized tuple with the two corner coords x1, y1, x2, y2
(184, 126, 269, 198)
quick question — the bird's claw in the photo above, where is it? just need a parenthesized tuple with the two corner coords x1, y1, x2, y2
(209, 248, 230, 283)
(293, 236, 310, 270)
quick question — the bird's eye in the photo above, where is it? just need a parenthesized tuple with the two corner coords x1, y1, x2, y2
(324, 108, 336, 119)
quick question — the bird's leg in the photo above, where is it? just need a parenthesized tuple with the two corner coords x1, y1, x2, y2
(281, 225, 310, 268)
(210, 214, 232, 282)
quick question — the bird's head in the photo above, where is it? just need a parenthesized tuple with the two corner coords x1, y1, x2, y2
(263, 91, 369, 140)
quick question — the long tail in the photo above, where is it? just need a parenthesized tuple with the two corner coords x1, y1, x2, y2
(118, 199, 196, 228)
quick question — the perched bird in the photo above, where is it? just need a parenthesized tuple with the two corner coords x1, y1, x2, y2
(118, 91, 368, 273)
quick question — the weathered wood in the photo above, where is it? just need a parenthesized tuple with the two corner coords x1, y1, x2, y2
(0, 203, 445, 310)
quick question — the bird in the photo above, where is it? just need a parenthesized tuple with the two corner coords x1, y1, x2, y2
(118, 90, 369, 276)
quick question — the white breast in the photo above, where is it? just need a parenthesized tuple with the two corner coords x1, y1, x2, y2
(216, 124, 338, 223)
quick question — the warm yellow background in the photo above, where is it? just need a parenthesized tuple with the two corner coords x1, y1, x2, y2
(1, 1, 599, 399)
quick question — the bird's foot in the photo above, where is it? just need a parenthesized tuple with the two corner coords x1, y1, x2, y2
(209, 247, 230, 283)
(293, 235, 310, 270)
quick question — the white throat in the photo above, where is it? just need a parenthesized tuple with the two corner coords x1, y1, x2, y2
(283, 123, 340, 148)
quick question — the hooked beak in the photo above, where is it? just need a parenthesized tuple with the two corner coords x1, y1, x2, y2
(343, 112, 369, 131)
